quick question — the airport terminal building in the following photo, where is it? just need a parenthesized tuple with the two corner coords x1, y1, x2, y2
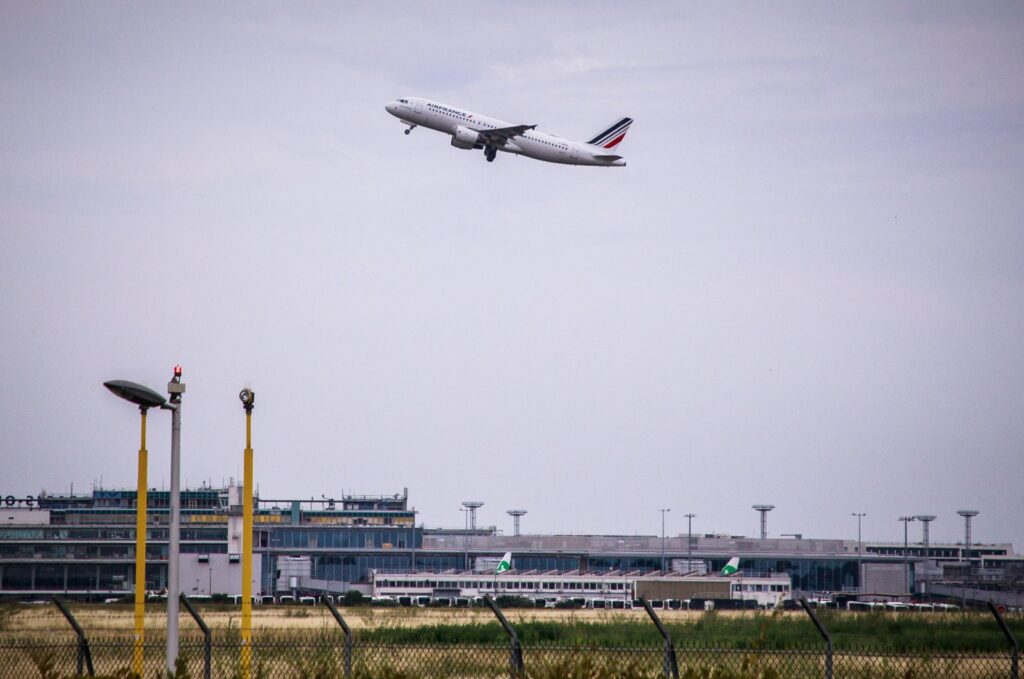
(1, 485, 1019, 606)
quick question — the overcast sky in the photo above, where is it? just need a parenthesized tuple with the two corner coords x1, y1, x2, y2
(2, 2, 1022, 550)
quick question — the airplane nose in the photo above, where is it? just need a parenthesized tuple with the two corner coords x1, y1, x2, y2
(385, 102, 396, 115)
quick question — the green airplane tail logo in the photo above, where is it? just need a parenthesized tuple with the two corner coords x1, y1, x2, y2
(496, 552, 512, 573)
(721, 557, 740, 575)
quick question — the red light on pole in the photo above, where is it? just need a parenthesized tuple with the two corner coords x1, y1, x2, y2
(173, 365, 182, 377)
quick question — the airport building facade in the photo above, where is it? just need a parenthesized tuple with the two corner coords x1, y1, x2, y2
(0, 486, 1019, 605)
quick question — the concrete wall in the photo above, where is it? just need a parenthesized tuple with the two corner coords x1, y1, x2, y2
(635, 580, 730, 600)
(180, 553, 261, 597)
(862, 563, 909, 599)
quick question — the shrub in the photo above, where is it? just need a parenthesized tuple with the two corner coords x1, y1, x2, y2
(342, 590, 365, 606)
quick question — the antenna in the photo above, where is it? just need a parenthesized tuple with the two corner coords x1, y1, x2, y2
(461, 501, 484, 530)
(507, 510, 527, 536)
(752, 504, 775, 540)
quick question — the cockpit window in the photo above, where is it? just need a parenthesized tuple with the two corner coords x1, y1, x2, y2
(398, 99, 409, 104)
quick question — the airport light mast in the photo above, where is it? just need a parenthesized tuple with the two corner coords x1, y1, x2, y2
(659, 508, 671, 571)
(461, 501, 483, 572)
(507, 510, 527, 537)
(898, 516, 916, 596)
(957, 510, 979, 563)
(459, 507, 469, 571)
(957, 510, 979, 607)
(684, 513, 696, 572)
(852, 513, 866, 592)
(462, 501, 484, 530)
(915, 515, 937, 554)
(915, 515, 936, 601)
(103, 379, 167, 677)
(752, 505, 775, 540)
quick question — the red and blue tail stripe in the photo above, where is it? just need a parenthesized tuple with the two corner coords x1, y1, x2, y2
(587, 117, 633, 149)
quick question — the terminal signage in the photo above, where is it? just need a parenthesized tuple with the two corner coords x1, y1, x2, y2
(2, 495, 37, 507)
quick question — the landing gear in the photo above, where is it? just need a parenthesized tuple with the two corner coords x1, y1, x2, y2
(485, 145, 497, 162)
(404, 124, 416, 135)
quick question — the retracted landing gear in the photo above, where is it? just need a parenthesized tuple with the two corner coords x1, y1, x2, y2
(484, 145, 497, 162)
(404, 124, 416, 135)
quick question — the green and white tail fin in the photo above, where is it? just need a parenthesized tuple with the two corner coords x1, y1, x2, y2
(496, 552, 512, 573)
(721, 557, 740, 575)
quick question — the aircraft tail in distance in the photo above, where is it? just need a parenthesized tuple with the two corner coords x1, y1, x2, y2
(721, 557, 740, 575)
(587, 117, 633, 150)
(496, 552, 512, 573)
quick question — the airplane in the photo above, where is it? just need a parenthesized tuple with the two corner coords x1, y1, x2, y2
(384, 97, 631, 167)
(496, 552, 512, 573)
(720, 557, 741, 576)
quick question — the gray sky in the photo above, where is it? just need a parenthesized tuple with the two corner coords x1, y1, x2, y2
(2, 2, 1022, 549)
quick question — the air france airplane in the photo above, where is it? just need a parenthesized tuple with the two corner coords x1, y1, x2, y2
(385, 97, 631, 167)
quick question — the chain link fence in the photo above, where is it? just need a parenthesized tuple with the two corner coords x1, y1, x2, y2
(0, 635, 1016, 679)
(0, 596, 1017, 679)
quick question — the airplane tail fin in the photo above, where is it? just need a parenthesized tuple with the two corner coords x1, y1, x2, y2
(721, 557, 740, 576)
(496, 552, 512, 573)
(587, 117, 633, 150)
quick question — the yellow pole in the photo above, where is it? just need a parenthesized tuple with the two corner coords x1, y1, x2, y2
(241, 409, 253, 679)
(134, 409, 149, 677)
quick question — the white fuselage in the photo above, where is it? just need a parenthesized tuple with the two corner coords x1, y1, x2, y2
(385, 97, 626, 167)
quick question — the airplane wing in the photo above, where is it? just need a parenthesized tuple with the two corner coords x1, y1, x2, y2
(479, 124, 536, 146)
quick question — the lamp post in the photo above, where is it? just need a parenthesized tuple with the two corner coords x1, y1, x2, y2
(104, 380, 166, 677)
(459, 507, 469, 571)
(898, 516, 916, 598)
(684, 513, 696, 572)
(852, 513, 866, 593)
(239, 388, 255, 679)
(164, 366, 185, 674)
(659, 508, 670, 571)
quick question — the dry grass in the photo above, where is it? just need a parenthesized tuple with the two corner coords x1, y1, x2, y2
(2, 603, 804, 635)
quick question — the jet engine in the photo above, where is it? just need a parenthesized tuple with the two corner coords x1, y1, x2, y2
(450, 125, 482, 150)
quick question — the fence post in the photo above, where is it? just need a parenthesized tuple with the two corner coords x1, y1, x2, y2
(323, 597, 354, 678)
(639, 598, 679, 679)
(52, 596, 94, 677)
(799, 597, 833, 679)
(988, 601, 1019, 679)
(180, 594, 212, 679)
(483, 595, 524, 679)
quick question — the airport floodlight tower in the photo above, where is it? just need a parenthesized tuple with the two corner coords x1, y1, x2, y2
(915, 515, 937, 553)
(752, 505, 775, 540)
(957, 510, 979, 562)
(898, 516, 917, 595)
(852, 513, 867, 591)
(507, 510, 527, 536)
(462, 501, 484, 530)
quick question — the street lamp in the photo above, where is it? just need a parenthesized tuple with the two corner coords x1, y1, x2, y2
(898, 516, 916, 598)
(239, 387, 255, 679)
(164, 366, 186, 675)
(659, 509, 671, 571)
(104, 379, 166, 677)
(684, 513, 696, 572)
(852, 513, 866, 593)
